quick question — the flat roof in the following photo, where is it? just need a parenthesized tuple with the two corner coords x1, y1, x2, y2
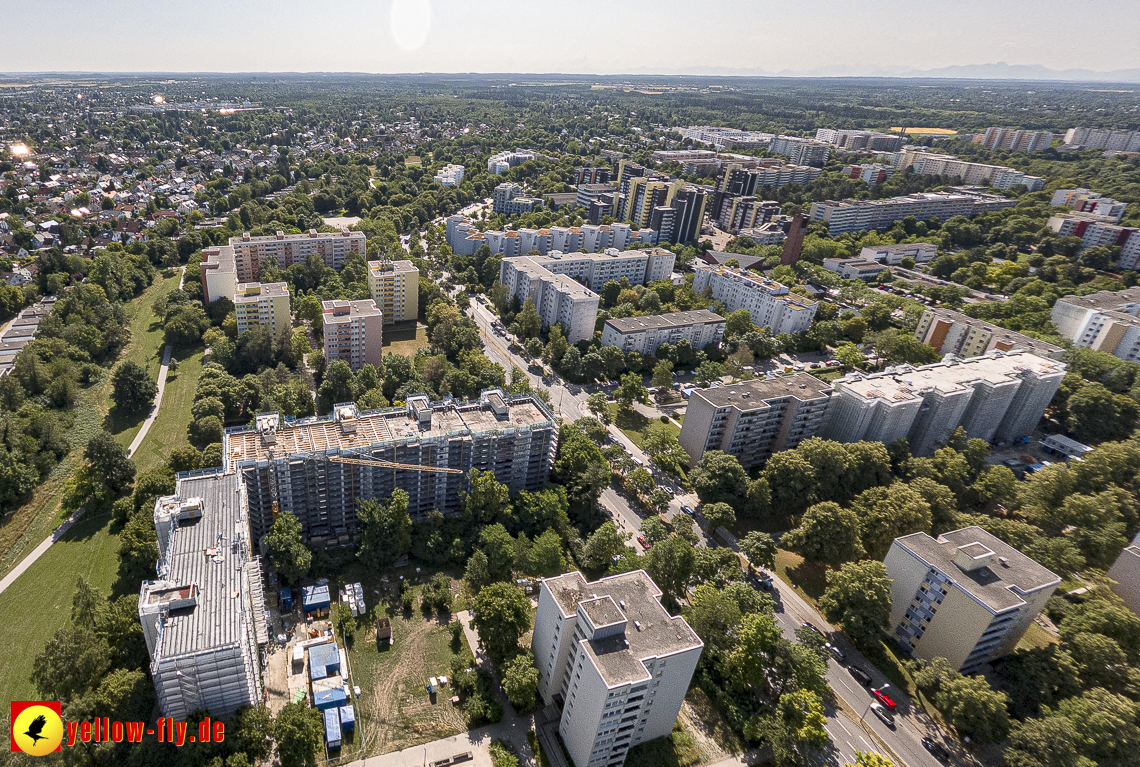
(894, 526, 1060, 613)
(235, 281, 289, 300)
(543, 570, 702, 687)
(692, 373, 832, 408)
(322, 299, 381, 320)
(1055, 287, 1140, 312)
(606, 309, 724, 334)
(835, 351, 1066, 403)
(922, 308, 1063, 356)
(508, 257, 598, 300)
(367, 259, 419, 275)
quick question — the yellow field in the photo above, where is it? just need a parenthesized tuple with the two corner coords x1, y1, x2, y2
(890, 127, 958, 135)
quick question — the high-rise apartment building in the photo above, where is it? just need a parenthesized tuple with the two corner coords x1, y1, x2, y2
(1107, 534, 1140, 616)
(674, 126, 774, 149)
(714, 197, 781, 233)
(818, 351, 1066, 455)
(1051, 287, 1140, 361)
(513, 249, 677, 292)
(767, 136, 831, 166)
(1063, 127, 1140, 152)
(227, 391, 558, 545)
(842, 163, 894, 185)
(499, 257, 601, 343)
(200, 245, 239, 303)
(621, 178, 683, 229)
(816, 129, 907, 152)
(322, 299, 384, 372)
(885, 527, 1060, 672)
(601, 310, 725, 356)
(650, 149, 717, 163)
(488, 149, 537, 174)
(575, 168, 614, 185)
(691, 263, 817, 335)
(434, 164, 465, 186)
(809, 189, 1018, 234)
(915, 307, 1063, 360)
(493, 182, 543, 215)
(229, 229, 367, 283)
(896, 153, 1045, 191)
(714, 165, 822, 207)
(678, 374, 832, 468)
(140, 472, 267, 720)
(234, 281, 290, 336)
(1050, 189, 1128, 223)
(367, 259, 420, 323)
(979, 127, 1054, 152)
(533, 570, 703, 767)
(445, 215, 658, 258)
(648, 186, 708, 244)
(1047, 213, 1140, 269)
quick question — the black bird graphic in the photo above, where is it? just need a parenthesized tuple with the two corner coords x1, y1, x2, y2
(24, 714, 48, 746)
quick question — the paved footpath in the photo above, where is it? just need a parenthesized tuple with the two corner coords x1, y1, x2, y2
(0, 268, 184, 597)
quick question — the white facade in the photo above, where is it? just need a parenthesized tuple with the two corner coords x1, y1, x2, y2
(434, 164, 465, 186)
(767, 136, 831, 166)
(859, 242, 938, 264)
(1047, 214, 1140, 270)
(822, 258, 888, 280)
(1063, 127, 1140, 152)
(493, 182, 543, 215)
(1051, 189, 1128, 224)
(229, 229, 366, 283)
(810, 190, 1017, 234)
(905, 153, 1044, 191)
(445, 215, 658, 258)
(818, 351, 1066, 455)
(691, 263, 817, 335)
(1108, 535, 1140, 616)
(1050, 287, 1140, 362)
(533, 571, 703, 767)
(601, 310, 725, 356)
(499, 257, 600, 343)
(488, 149, 537, 174)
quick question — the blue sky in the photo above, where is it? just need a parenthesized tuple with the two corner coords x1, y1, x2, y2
(3, 0, 1138, 77)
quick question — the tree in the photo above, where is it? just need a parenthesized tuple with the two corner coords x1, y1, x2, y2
(318, 360, 357, 413)
(265, 511, 311, 584)
(465, 550, 492, 593)
(1068, 383, 1140, 443)
(834, 343, 866, 370)
(528, 529, 566, 577)
(819, 561, 892, 647)
(516, 298, 542, 339)
(694, 360, 725, 387)
(553, 422, 610, 519)
(110, 361, 157, 413)
(586, 392, 612, 425)
(1066, 631, 1130, 689)
(1024, 537, 1086, 576)
(358, 490, 412, 570)
(651, 359, 674, 389)
(275, 700, 324, 767)
(461, 468, 511, 525)
(471, 582, 531, 666)
(936, 673, 1011, 744)
(479, 523, 517, 580)
(764, 689, 830, 766)
(501, 651, 541, 711)
(642, 424, 689, 476)
(1005, 716, 1093, 767)
(31, 626, 110, 704)
(643, 536, 696, 602)
(702, 502, 736, 531)
(846, 753, 895, 767)
(761, 451, 818, 517)
(613, 372, 649, 410)
(782, 502, 864, 567)
(640, 517, 670, 546)
(84, 430, 136, 494)
(168, 445, 202, 473)
(581, 522, 631, 571)
(524, 336, 544, 359)
(165, 303, 210, 346)
(852, 482, 932, 560)
(231, 705, 275, 762)
(1055, 687, 1140, 765)
(1060, 600, 1140, 662)
(690, 450, 749, 506)
(739, 531, 777, 570)
(725, 308, 755, 339)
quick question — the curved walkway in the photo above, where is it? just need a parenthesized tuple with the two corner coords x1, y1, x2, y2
(0, 268, 184, 597)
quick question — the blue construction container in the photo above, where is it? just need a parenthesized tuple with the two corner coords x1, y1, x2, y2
(279, 587, 293, 611)
(339, 704, 355, 731)
(308, 641, 341, 679)
(324, 708, 342, 749)
(302, 584, 331, 616)
(314, 687, 347, 711)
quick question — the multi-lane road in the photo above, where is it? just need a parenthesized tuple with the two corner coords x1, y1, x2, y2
(464, 291, 960, 767)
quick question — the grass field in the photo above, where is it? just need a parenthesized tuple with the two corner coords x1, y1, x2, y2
(772, 549, 827, 609)
(0, 511, 122, 702)
(1017, 621, 1058, 651)
(384, 320, 429, 359)
(625, 721, 701, 767)
(131, 345, 204, 474)
(606, 404, 682, 450)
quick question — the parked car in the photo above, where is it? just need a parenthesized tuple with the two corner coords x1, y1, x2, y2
(921, 738, 950, 762)
(800, 622, 824, 637)
(824, 642, 846, 662)
(680, 505, 695, 516)
(637, 536, 650, 551)
(847, 665, 873, 686)
(871, 687, 897, 711)
(870, 702, 895, 728)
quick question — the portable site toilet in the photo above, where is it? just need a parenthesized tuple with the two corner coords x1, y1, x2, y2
(280, 587, 293, 611)
(324, 708, 342, 749)
(340, 705, 355, 731)
(291, 643, 304, 674)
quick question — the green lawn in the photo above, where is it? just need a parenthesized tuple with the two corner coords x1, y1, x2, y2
(383, 320, 429, 359)
(1017, 620, 1058, 651)
(625, 721, 701, 767)
(131, 345, 205, 474)
(606, 404, 681, 450)
(0, 511, 122, 702)
(772, 548, 828, 609)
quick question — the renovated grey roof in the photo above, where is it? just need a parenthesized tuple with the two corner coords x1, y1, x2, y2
(692, 373, 832, 408)
(606, 309, 725, 334)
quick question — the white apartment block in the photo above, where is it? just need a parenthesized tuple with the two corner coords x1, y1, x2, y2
(678, 374, 832, 468)
(915, 307, 1063, 360)
(1051, 287, 1140, 362)
(233, 281, 290, 337)
(601, 310, 725, 356)
(768, 136, 831, 166)
(1047, 213, 1140, 269)
(533, 571, 703, 767)
(322, 299, 384, 372)
(445, 216, 659, 259)
(520, 248, 676, 292)
(885, 527, 1060, 673)
(499, 257, 600, 343)
(367, 259, 419, 323)
(809, 190, 1017, 234)
(816, 129, 907, 152)
(818, 351, 1066, 455)
(842, 163, 894, 185)
(691, 263, 818, 335)
(434, 163, 465, 186)
(488, 150, 537, 174)
(200, 245, 239, 303)
(859, 242, 938, 264)
(822, 258, 888, 280)
(1051, 188, 1128, 223)
(229, 229, 367, 283)
(1107, 534, 1140, 616)
(903, 153, 1044, 191)
(1063, 127, 1140, 152)
(674, 126, 774, 149)
(493, 182, 543, 215)
(979, 127, 1054, 152)
(650, 149, 717, 163)
(737, 223, 787, 246)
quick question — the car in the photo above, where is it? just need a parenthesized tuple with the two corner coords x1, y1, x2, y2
(921, 738, 950, 762)
(871, 687, 897, 711)
(680, 505, 695, 516)
(825, 360, 841, 367)
(847, 665, 873, 686)
(800, 622, 824, 637)
(793, 364, 806, 371)
(869, 702, 895, 728)
(631, 457, 643, 467)
(662, 487, 674, 496)
(824, 642, 846, 662)
(637, 535, 650, 551)
(749, 574, 773, 591)
(606, 435, 618, 444)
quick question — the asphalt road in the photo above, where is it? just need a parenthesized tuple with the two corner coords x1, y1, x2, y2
(464, 295, 960, 767)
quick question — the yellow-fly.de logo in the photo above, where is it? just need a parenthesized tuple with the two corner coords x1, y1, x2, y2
(10, 701, 63, 756)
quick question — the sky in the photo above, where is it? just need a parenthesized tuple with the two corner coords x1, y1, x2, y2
(3, 0, 1139, 79)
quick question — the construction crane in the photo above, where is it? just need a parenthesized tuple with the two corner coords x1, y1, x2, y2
(327, 455, 463, 475)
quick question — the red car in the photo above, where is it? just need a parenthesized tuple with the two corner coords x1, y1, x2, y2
(871, 687, 897, 711)
(637, 535, 650, 550)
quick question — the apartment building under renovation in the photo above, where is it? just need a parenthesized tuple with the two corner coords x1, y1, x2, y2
(225, 389, 559, 547)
